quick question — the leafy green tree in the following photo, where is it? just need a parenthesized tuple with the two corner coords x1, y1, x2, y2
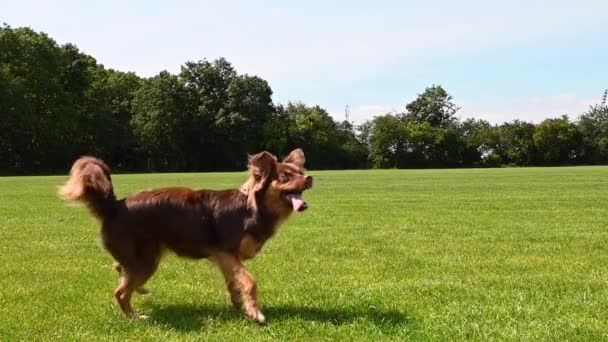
(368, 114, 406, 168)
(178, 59, 233, 170)
(334, 120, 369, 169)
(263, 104, 293, 155)
(533, 116, 581, 165)
(60, 43, 97, 101)
(131, 71, 188, 170)
(496, 120, 537, 166)
(577, 104, 608, 164)
(404, 85, 459, 128)
(401, 121, 434, 167)
(5, 24, 608, 173)
(285, 102, 340, 168)
(267, 102, 366, 169)
(222, 74, 274, 167)
(178, 59, 274, 170)
(430, 125, 462, 167)
(357, 121, 373, 151)
(459, 118, 500, 166)
(0, 25, 77, 173)
(400, 121, 463, 168)
(80, 68, 141, 169)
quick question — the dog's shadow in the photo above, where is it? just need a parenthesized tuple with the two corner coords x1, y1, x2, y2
(144, 302, 409, 332)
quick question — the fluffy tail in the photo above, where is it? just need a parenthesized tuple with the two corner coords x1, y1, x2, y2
(59, 156, 117, 221)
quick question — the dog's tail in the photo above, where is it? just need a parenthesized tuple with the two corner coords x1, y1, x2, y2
(59, 156, 117, 221)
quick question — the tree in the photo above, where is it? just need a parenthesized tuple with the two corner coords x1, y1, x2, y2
(368, 114, 406, 168)
(334, 120, 369, 169)
(429, 124, 462, 167)
(131, 71, 188, 170)
(0, 25, 78, 173)
(264, 102, 367, 169)
(263, 104, 293, 156)
(496, 120, 537, 166)
(222, 74, 274, 167)
(577, 104, 608, 164)
(533, 116, 581, 165)
(459, 118, 500, 166)
(79, 68, 141, 169)
(178, 59, 234, 170)
(404, 85, 460, 128)
(5, 24, 608, 173)
(178, 59, 274, 170)
(285, 102, 340, 169)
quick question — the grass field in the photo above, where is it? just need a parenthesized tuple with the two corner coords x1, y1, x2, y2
(1, 167, 607, 341)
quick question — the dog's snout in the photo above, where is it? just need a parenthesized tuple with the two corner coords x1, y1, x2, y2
(305, 175, 313, 188)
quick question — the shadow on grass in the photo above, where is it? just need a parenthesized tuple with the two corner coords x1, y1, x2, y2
(145, 302, 410, 332)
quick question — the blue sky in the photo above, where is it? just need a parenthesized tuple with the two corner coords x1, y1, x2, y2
(4, 0, 607, 124)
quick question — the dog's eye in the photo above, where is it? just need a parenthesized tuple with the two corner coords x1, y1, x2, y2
(280, 173, 292, 182)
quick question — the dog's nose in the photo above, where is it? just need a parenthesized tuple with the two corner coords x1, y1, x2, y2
(305, 176, 313, 189)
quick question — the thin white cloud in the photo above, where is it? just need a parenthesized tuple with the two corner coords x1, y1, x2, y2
(3, 0, 606, 124)
(459, 93, 598, 124)
(347, 104, 404, 123)
(5, 0, 606, 81)
(338, 93, 601, 125)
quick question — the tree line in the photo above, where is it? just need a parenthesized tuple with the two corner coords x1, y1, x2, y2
(1, 25, 607, 175)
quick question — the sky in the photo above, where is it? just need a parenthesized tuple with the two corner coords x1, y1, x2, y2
(3, 0, 608, 124)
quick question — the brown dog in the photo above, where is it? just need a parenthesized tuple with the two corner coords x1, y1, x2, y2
(59, 149, 312, 324)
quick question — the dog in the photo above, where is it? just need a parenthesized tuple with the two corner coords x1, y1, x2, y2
(59, 149, 312, 324)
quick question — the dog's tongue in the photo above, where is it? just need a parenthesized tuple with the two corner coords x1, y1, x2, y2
(289, 193, 308, 213)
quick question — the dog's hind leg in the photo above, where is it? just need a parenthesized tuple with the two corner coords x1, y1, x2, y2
(114, 274, 137, 316)
(113, 261, 150, 295)
(113, 244, 160, 317)
(114, 263, 157, 317)
(211, 252, 265, 324)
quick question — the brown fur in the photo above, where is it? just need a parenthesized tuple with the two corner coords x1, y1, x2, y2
(59, 149, 312, 324)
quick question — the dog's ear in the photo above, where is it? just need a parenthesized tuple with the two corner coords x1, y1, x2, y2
(282, 148, 305, 168)
(248, 151, 277, 184)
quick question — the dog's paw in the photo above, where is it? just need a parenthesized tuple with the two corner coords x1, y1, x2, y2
(247, 310, 266, 325)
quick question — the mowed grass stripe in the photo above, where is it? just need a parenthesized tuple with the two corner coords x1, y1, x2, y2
(1, 166, 607, 340)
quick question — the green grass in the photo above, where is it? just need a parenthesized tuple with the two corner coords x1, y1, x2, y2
(1, 167, 608, 341)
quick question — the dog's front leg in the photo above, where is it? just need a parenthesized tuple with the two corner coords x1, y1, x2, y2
(211, 252, 265, 324)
